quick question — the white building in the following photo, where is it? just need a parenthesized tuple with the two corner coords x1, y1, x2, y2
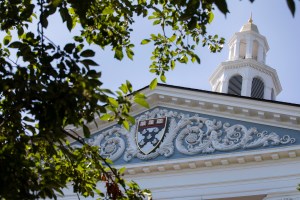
(66, 18, 300, 200)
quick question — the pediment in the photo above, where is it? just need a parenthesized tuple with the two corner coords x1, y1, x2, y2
(71, 84, 300, 175)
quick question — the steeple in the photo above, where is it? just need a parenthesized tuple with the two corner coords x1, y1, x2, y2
(209, 17, 282, 100)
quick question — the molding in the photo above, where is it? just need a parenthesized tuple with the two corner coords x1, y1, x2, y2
(120, 145, 300, 176)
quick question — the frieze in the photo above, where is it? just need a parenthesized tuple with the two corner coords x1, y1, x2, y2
(86, 108, 296, 162)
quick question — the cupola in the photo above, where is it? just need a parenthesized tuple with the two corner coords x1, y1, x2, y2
(209, 16, 282, 100)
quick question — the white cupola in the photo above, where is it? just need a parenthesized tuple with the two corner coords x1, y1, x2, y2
(209, 16, 282, 100)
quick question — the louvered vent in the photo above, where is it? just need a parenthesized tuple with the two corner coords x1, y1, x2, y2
(228, 75, 242, 96)
(251, 78, 264, 99)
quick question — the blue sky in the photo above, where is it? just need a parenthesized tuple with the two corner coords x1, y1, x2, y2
(3, 1, 300, 104)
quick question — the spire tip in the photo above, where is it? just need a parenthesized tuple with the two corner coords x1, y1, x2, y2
(248, 12, 253, 23)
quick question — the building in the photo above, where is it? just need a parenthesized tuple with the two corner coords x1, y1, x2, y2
(65, 18, 300, 199)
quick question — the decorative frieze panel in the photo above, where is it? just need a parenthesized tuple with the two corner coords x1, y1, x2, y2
(85, 108, 296, 163)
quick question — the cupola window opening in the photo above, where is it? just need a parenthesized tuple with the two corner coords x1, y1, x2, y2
(251, 77, 264, 99)
(252, 40, 259, 60)
(239, 40, 246, 59)
(228, 75, 243, 96)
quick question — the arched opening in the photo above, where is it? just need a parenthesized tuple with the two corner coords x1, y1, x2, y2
(239, 40, 246, 59)
(252, 40, 258, 60)
(228, 75, 243, 96)
(251, 77, 264, 99)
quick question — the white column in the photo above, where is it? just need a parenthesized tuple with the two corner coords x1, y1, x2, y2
(228, 46, 232, 61)
(241, 77, 252, 97)
(220, 80, 228, 93)
(264, 86, 272, 100)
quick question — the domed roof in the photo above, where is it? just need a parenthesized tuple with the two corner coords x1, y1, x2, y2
(240, 15, 259, 33)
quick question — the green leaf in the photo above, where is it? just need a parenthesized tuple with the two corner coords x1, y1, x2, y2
(149, 78, 157, 90)
(83, 124, 90, 137)
(286, 0, 296, 17)
(171, 60, 175, 70)
(8, 41, 22, 48)
(60, 7, 72, 31)
(114, 47, 124, 60)
(3, 35, 12, 45)
(126, 80, 133, 93)
(108, 97, 118, 108)
(100, 114, 111, 121)
(160, 74, 166, 83)
(134, 92, 146, 99)
(80, 59, 99, 67)
(125, 48, 134, 60)
(141, 39, 151, 45)
(80, 49, 95, 57)
(153, 19, 161, 25)
(194, 55, 200, 64)
(66, 16, 73, 31)
(213, 0, 229, 16)
(122, 120, 130, 130)
(119, 84, 128, 94)
(169, 34, 176, 42)
(23, 116, 35, 122)
(126, 115, 136, 124)
(51, 0, 63, 7)
(179, 55, 188, 63)
(119, 167, 126, 175)
(41, 14, 48, 28)
(64, 43, 75, 53)
(208, 12, 214, 23)
(134, 97, 149, 109)
(102, 7, 114, 15)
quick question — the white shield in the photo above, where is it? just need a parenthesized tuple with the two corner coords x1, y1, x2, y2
(136, 117, 167, 155)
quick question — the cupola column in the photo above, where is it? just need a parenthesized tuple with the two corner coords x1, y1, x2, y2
(220, 80, 228, 93)
(264, 85, 273, 100)
(241, 77, 252, 96)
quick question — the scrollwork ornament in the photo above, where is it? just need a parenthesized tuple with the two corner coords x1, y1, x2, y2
(88, 126, 126, 161)
(176, 119, 296, 155)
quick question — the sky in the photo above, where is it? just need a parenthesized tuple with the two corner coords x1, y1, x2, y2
(3, 1, 300, 104)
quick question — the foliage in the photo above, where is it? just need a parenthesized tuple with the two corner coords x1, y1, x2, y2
(0, 0, 297, 199)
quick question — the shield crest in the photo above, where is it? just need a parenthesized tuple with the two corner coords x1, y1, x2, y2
(136, 117, 167, 155)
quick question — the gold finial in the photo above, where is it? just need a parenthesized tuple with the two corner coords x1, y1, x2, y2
(248, 12, 253, 23)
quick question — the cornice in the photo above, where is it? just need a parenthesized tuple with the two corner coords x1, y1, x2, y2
(141, 86, 300, 130)
(122, 145, 300, 176)
(228, 31, 269, 51)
